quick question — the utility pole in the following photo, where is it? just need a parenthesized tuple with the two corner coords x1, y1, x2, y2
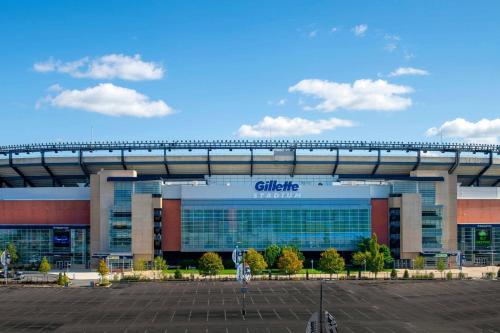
(319, 282, 324, 333)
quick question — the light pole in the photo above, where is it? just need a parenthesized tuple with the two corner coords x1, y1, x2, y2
(311, 259, 314, 271)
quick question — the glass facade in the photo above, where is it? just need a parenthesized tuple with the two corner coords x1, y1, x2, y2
(391, 181, 443, 252)
(108, 181, 161, 252)
(181, 199, 371, 251)
(458, 225, 500, 265)
(0, 226, 89, 267)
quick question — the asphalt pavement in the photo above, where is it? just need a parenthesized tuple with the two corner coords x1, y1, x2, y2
(0, 280, 498, 332)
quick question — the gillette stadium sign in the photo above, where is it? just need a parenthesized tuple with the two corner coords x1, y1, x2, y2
(253, 180, 301, 198)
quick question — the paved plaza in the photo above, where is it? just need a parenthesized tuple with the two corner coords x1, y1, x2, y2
(0, 280, 498, 332)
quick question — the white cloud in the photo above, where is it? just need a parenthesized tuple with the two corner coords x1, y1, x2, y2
(384, 43, 397, 52)
(352, 24, 368, 37)
(47, 84, 63, 92)
(331, 27, 339, 33)
(389, 67, 429, 77)
(33, 54, 164, 81)
(404, 51, 415, 61)
(308, 30, 318, 38)
(238, 116, 354, 138)
(268, 99, 287, 107)
(384, 34, 400, 41)
(426, 118, 500, 144)
(289, 79, 413, 112)
(44, 83, 172, 117)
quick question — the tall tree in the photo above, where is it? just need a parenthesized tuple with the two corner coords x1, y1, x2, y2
(244, 248, 267, 275)
(379, 244, 394, 267)
(277, 248, 303, 277)
(38, 256, 51, 282)
(198, 252, 224, 276)
(318, 248, 345, 280)
(6, 243, 18, 264)
(263, 244, 281, 268)
(366, 234, 385, 277)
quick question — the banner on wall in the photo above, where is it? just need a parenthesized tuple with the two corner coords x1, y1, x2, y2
(475, 227, 491, 248)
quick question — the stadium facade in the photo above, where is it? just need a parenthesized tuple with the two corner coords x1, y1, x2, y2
(0, 140, 499, 269)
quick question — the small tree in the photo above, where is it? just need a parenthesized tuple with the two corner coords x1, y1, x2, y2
(436, 258, 446, 279)
(282, 245, 305, 261)
(154, 256, 167, 271)
(263, 244, 281, 268)
(390, 269, 397, 280)
(6, 243, 19, 264)
(352, 251, 367, 277)
(403, 269, 409, 279)
(446, 271, 453, 280)
(318, 248, 345, 280)
(198, 252, 224, 277)
(244, 248, 267, 275)
(97, 259, 109, 283)
(497, 268, 500, 279)
(38, 256, 51, 282)
(414, 256, 425, 272)
(57, 272, 64, 286)
(277, 248, 303, 277)
(153, 256, 167, 280)
(134, 259, 146, 271)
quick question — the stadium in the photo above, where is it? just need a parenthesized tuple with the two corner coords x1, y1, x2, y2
(0, 140, 499, 270)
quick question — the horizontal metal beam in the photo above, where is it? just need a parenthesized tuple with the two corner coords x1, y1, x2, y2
(1, 140, 499, 155)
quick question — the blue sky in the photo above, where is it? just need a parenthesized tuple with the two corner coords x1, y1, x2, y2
(1, 1, 499, 145)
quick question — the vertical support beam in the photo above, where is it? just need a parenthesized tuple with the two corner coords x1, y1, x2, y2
(41, 151, 62, 186)
(332, 148, 339, 176)
(448, 151, 460, 174)
(9, 152, 34, 187)
(371, 149, 381, 176)
(412, 150, 421, 171)
(290, 149, 297, 177)
(207, 149, 211, 177)
(121, 149, 127, 170)
(79, 150, 90, 181)
(163, 148, 170, 176)
(468, 151, 493, 186)
(250, 148, 254, 177)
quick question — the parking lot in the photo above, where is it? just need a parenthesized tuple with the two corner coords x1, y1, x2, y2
(0, 280, 498, 332)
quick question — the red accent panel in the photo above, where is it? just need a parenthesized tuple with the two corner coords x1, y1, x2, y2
(457, 199, 500, 224)
(371, 199, 389, 245)
(0, 200, 90, 225)
(163, 199, 181, 251)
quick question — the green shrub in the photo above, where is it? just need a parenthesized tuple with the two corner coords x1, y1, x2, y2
(429, 272, 434, 279)
(458, 272, 465, 280)
(446, 271, 453, 280)
(57, 272, 64, 286)
(485, 272, 495, 280)
(403, 269, 409, 279)
(390, 269, 397, 279)
(497, 268, 500, 279)
(174, 269, 183, 280)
